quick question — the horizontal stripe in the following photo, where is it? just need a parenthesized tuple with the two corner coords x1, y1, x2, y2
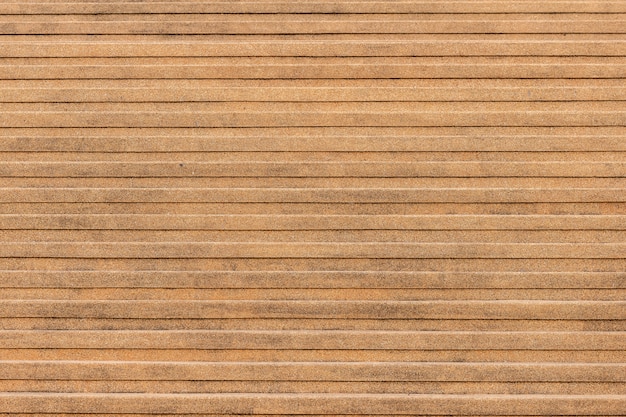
(4, 179, 626, 191)
(0, 392, 625, 415)
(2, 40, 625, 57)
(0, 271, 620, 289)
(3, 380, 626, 395)
(1, 300, 623, 319)
(0, 331, 622, 349)
(4, 101, 624, 111)
(5, 86, 626, 102)
(2, 20, 626, 34)
(2, 288, 624, 303)
(3, 62, 626, 79)
(1, 135, 624, 151)
(1, 111, 624, 127)
(2, 348, 623, 363)
(3, 317, 625, 332)
(1, 259, 620, 272)
(0, 242, 623, 259)
(2, 2, 626, 14)
(1, 162, 624, 177)
(1, 214, 624, 230)
(2, 188, 624, 203)
(1, 361, 624, 382)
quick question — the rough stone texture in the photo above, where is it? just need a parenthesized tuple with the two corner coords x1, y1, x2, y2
(0, 0, 624, 415)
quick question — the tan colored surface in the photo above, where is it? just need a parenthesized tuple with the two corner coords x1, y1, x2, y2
(0, 0, 624, 415)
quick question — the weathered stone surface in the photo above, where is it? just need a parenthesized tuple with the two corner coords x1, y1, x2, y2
(0, 1, 624, 415)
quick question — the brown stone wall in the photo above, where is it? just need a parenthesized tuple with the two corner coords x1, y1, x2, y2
(0, 1, 624, 415)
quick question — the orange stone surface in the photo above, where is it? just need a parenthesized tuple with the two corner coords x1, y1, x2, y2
(0, 1, 624, 415)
